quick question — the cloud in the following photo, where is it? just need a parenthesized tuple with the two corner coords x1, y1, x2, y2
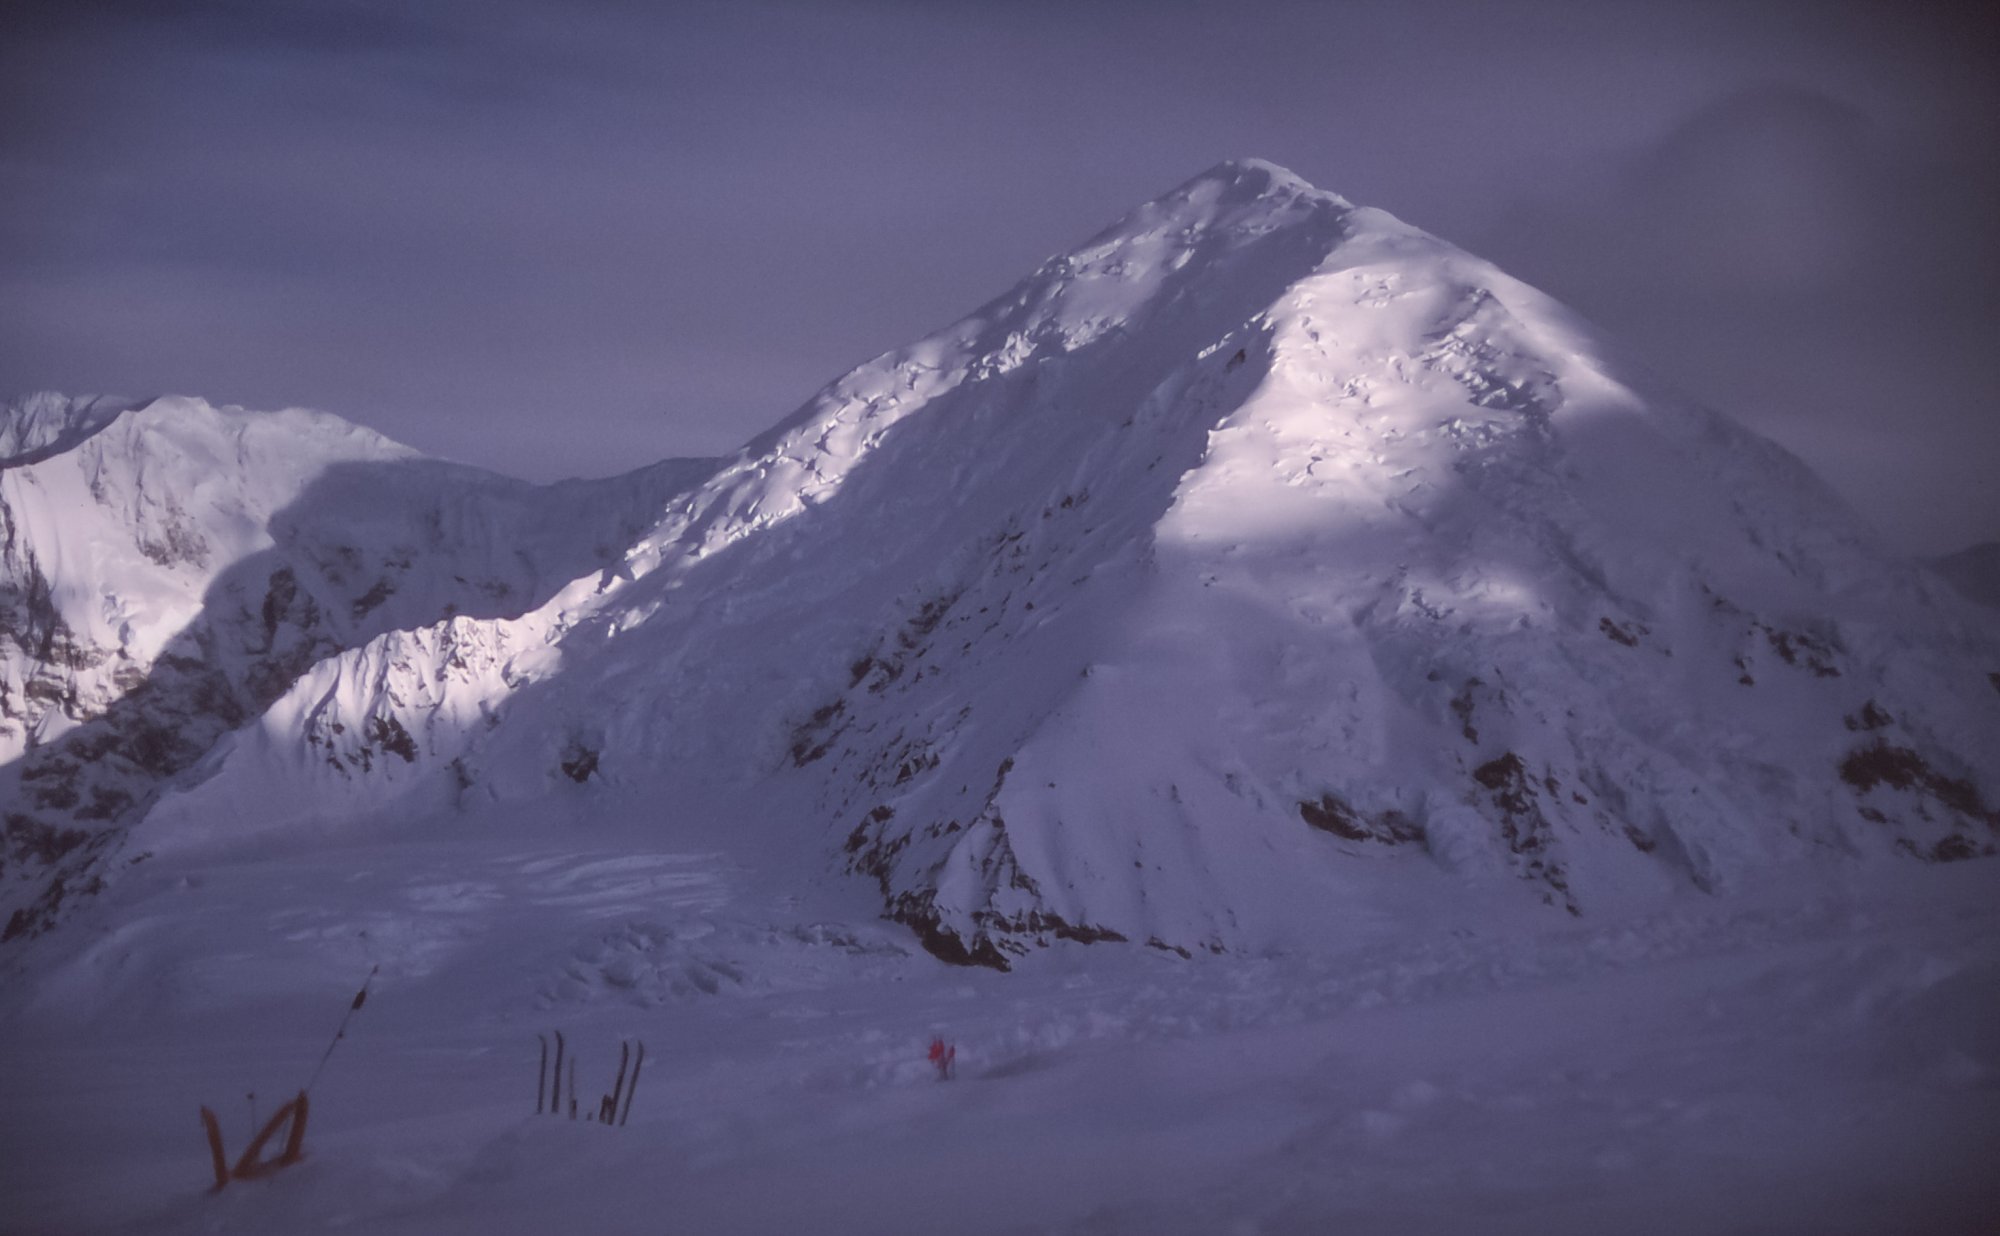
(1475, 82, 2000, 552)
(1486, 85, 1886, 297)
(1621, 85, 1874, 292)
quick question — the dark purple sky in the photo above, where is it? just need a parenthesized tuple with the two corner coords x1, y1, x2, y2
(4, 1, 1994, 552)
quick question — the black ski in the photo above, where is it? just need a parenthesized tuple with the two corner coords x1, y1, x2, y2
(619, 1040, 645, 1126)
(551, 1030, 565, 1116)
(536, 1034, 549, 1114)
(601, 1040, 630, 1123)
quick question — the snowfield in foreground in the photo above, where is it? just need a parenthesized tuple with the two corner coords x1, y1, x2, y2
(3, 817, 1997, 1235)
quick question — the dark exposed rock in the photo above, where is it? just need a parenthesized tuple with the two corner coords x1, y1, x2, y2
(559, 743, 599, 783)
(260, 567, 301, 643)
(1843, 700, 1893, 732)
(1298, 792, 1423, 845)
(1927, 835, 1980, 862)
(1449, 676, 1483, 744)
(844, 804, 897, 855)
(134, 508, 209, 568)
(351, 579, 396, 619)
(1472, 752, 1578, 915)
(368, 715, 419, 763)
(887, 891, 1130, 971)
(1598, 617, 1645, 647)
(899, 590, 962, 650)
(1758, 623, 1841, 678)
(788, 700, 845, 766)
(1839, 743, 1997, 827)
(890, 743, 939, 786)
(848, 656, 875, 688)
(2, 821, 116, 942)
(76, 786, 135, 822)
(890, 897, 1012, 970)
(4, 813, 89, 866)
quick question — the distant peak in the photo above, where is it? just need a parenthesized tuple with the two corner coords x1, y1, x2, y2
(1210, 156, 1306, 185)
(0, 391, 143, 468)
(1183, 158, 1338, 204)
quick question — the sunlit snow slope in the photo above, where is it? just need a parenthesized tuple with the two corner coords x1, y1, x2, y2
(9, 161, 1999, 964)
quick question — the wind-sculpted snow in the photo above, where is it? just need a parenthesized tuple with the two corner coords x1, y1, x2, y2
(12, 160, 2000, 965)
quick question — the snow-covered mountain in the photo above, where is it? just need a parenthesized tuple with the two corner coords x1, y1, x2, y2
(0, 391, 716, 938)
(6, 160, 1997, 963)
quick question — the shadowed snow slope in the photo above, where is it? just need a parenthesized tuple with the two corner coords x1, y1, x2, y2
(7, 160, 1999, 964)
(1931, 542, 2000, 612)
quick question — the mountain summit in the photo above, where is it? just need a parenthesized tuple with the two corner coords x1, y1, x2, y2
(6, 162, 1997, 961)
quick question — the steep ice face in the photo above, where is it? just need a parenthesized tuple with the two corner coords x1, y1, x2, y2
(20, 161, 2000, 964)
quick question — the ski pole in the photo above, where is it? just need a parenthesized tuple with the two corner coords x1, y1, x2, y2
(305, 965, 378, 1093)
